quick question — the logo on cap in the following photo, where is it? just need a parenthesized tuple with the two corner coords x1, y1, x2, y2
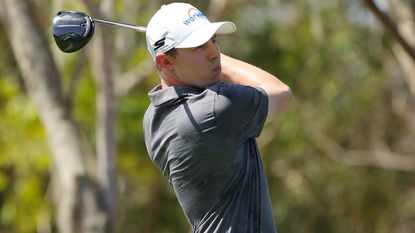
(153, 37, 166, 52)
(183, 8, 207, 26)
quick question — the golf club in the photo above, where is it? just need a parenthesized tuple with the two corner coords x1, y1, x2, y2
(52, 10, 146, 53)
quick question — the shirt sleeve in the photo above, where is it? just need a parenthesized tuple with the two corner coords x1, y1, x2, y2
(211, 82, 269, 146)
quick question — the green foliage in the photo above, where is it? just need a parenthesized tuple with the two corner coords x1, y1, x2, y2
(1, 0, 414, 232)
(73, 66, 97, 142)
(0, 76, 52, 233)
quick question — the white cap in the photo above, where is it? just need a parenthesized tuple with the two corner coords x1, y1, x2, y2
(146, 2, 236, 60)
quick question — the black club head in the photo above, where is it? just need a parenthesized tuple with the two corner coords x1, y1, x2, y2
(52, 11, 95, 53)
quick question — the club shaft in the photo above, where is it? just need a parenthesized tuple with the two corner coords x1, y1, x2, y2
(93, 18, 146, 32)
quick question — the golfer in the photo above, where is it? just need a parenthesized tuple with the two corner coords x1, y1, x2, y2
(143, 2, 291, 232)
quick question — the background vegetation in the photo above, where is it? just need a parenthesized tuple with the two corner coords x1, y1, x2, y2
(0, 0, 414, 232)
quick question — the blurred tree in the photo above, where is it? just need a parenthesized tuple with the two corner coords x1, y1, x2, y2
(0, 0, 109, 232)
(362, 0, 415, 62)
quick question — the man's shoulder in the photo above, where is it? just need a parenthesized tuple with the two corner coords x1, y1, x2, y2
(143, 103, 155, 121)
(209, 82, 265, 97)
(206, 82, 267, 111)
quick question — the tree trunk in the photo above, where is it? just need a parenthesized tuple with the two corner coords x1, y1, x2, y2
(92, 19, 118, 233)
(361, 0, 415, 61)
(388, 0, 415, 95)
(85, 0, 118, 231)
(0, 0, 107, 232)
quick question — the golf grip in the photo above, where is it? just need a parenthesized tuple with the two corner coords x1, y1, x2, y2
(94, 18, 147, 32)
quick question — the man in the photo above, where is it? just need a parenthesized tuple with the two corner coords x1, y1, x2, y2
(143, 2, 291, 233)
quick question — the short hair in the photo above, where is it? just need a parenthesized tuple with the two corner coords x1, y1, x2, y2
(165, 48, 177, 57)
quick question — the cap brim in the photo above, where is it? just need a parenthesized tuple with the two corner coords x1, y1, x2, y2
(175, 21, 236, 49)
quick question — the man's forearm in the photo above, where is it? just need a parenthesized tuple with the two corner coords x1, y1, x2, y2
(220, 54, 277, 86)
(220, 53, 292, 119)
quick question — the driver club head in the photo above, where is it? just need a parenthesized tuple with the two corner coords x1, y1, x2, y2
(52, 11, 95, 53)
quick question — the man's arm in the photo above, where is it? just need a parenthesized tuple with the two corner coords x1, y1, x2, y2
(220, 54, 292, 120)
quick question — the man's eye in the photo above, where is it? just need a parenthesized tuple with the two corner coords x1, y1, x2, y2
(194, 37, 217, 51)
(193, 44, 204, 51)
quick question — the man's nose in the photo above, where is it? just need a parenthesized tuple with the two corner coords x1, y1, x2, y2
(206, 40, 220, 60)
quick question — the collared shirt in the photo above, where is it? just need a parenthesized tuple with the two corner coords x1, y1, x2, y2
(143, 82, 276, 233)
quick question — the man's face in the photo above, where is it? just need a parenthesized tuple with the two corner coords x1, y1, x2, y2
(169, 35, 221, 88)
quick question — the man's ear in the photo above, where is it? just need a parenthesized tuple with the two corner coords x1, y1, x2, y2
(155, 54, 173, 70)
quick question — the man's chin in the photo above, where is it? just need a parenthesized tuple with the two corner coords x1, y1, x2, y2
(212, 65, 221, 74)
